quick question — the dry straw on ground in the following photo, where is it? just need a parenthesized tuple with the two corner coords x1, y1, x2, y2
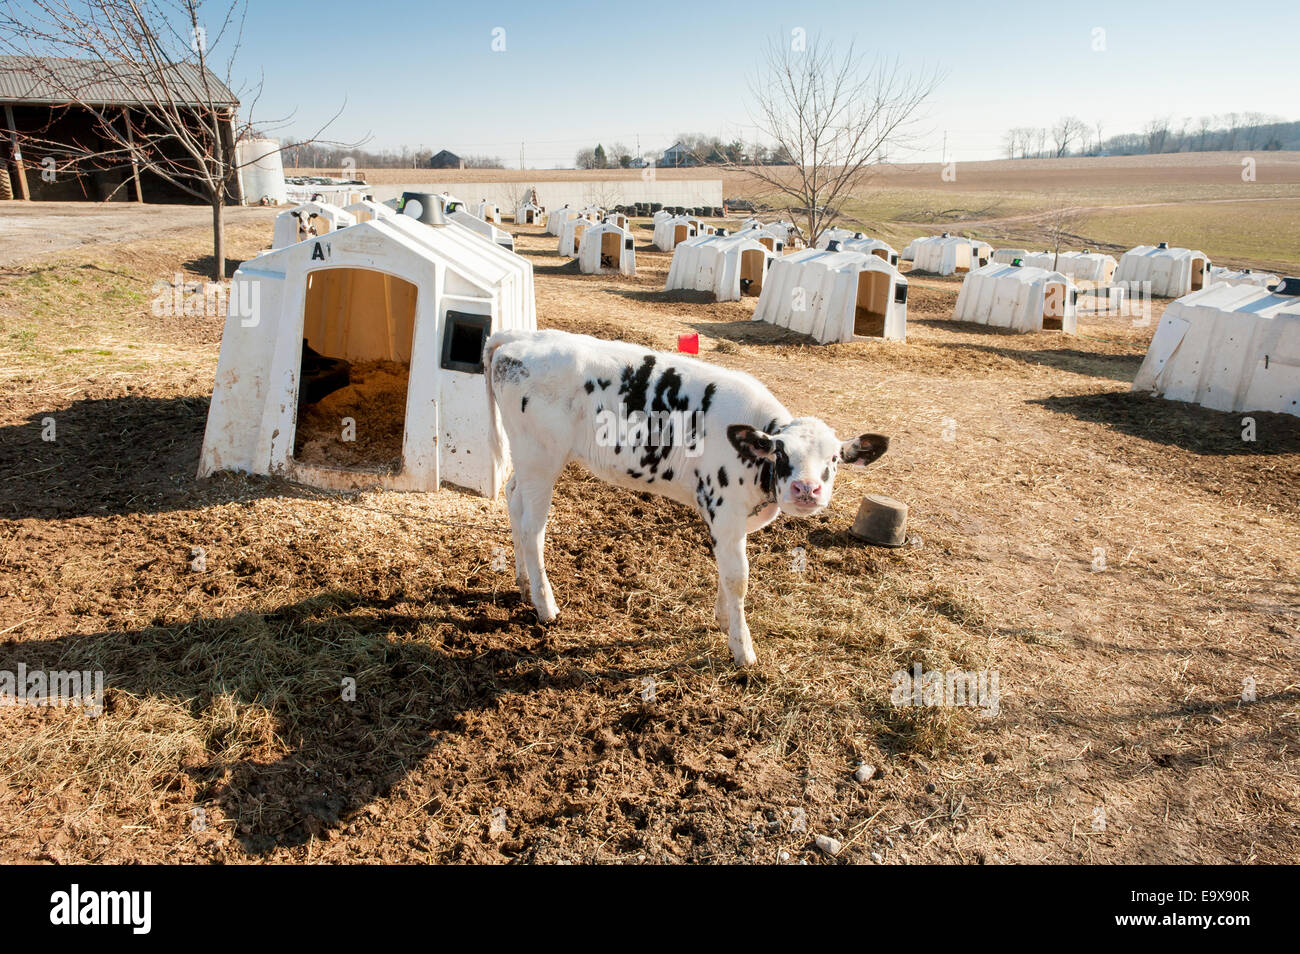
(0, 200, 1296, 864)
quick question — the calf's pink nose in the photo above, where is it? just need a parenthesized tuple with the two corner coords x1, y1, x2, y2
(791, 480, 822, 500)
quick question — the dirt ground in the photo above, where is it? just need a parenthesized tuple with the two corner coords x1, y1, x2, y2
(0, 202, 276, 267)
(0, 200, 1296, 865)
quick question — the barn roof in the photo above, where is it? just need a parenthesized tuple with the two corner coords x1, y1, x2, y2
(0, 55, 239, 108)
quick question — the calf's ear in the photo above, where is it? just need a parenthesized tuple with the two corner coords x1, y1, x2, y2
(728, 424, 777, 461)
(840, 433, 889, 467)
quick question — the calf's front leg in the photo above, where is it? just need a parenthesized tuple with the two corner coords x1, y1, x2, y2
(712, 531, 756, 666)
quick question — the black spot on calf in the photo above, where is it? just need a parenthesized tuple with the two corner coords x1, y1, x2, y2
(618, 355, 656, 413)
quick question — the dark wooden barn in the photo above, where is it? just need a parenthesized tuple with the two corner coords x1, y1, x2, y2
(0, 55, 240, 203)
(427, 149, 465, 170)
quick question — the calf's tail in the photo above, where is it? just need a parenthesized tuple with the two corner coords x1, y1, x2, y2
(483, 331, 523, 499)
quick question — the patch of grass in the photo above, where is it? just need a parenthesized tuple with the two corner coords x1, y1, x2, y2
(1079, 200, 1300, 271)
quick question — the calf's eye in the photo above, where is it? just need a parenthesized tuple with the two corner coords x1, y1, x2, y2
(821, 467, 830, 481)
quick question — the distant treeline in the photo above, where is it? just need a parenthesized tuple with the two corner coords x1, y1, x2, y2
(1004, 114, 1298, 159)
(274, 140, 506, 170)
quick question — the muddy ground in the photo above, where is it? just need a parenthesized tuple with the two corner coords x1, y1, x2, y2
(0, 210, 1296, 864)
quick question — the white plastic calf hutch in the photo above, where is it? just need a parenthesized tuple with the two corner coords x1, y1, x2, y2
(198, 213, 537, 498)
(738, 219, 791, 253)
(992, 248, 1030, 265)
(815, 228, 858, 250)
(578, 222, 636, 276)
(1034, 251, 1116, 284)
(762, 221, 798, 251)
(517, 201, 544, 225)
(558, 215, 596, 257)
(753, 249, 908, 343)
(840, 236, 900, 267)
(909, 234, 976, 276)
(1131, 279, 1300, 416)
(953, 263, 1078, 334)
(273, 202, 356, 249)
(473, 200, 502, 225)
(1208, 266, 1281, 288)
(344, 198, 395, 223)
(546, 206, 580, 236)
(665, 232, 774, 301)
(685, 216, 714, 237)
(998, 250, 1117, 284)
(447, 209, 516, 252)
(1114, 243, 1210, 297)
(653, 215, 700, 252)
(604, 212, 630, 230)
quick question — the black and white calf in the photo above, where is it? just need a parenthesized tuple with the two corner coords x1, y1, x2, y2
(290, 208, 321, 242)
(485, 329, 889, 666)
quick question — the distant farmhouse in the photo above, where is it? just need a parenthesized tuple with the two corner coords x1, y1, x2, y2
(660, 141, 695, 168)
(428, 149, 465, 170)
(0, 55, 239, 202)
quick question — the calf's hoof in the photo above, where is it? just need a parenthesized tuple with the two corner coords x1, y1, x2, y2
(534, 604, 560, 625)
(731, 646, 758, 667)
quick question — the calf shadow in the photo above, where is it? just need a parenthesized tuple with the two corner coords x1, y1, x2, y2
(0, 587, 659, 855)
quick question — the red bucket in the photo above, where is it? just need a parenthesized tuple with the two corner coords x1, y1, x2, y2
(677, 332, 699, 354)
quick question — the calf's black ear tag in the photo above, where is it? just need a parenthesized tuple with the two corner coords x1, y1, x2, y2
(841, 434, 889, 466)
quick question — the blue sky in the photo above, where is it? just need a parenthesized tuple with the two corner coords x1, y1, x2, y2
(223, 0, 1300, 165)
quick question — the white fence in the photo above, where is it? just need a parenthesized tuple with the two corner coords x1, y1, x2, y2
(365, 179, 724, 212)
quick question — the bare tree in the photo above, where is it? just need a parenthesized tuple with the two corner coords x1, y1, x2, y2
(1042, 199, 1084, 270)
(737, 36, 939, 246)
(1034, 127, 1048, 159)
(499, 181, 536, 219)
(1195, 115, 1212, 151)
(0, 0, 351, 280)
(1051, 116, 1087, 157)
(1094, 119, 1104, 154)
(583, 180, 622, 212)
(1002, 127, 1022, 160)
(1144, 116, 1171, 154)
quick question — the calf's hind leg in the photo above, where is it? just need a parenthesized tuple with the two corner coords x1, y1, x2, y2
(510, 462, 564, 623)
(505, 474, 530, 602)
